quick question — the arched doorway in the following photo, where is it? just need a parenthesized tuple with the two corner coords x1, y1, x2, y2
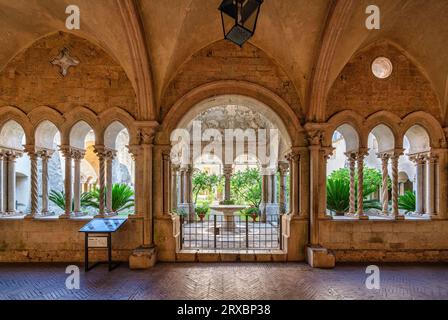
(170, 95, 292, 253)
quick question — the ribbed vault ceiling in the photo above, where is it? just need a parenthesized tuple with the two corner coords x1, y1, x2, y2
(0, 0, 447, 118)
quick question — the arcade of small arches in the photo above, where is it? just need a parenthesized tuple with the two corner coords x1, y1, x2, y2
(0, 107, 136, 219)
(325, 115, 443, 220)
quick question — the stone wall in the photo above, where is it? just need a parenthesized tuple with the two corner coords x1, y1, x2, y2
(0, 218, 143, 262)
(0, 32, 137, 117)
(326, 42, 441, 121)
(319, 220, 448, 262)
(160, 40, 303, 120)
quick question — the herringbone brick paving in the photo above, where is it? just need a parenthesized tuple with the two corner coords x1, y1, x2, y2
(0, 263, 447, 300)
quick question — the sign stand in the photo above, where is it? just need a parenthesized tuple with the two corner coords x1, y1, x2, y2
(79, 218, 127, 272)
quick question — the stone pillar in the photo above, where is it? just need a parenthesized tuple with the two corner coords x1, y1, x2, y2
(25, 148, 39, 219)
(128, 123, 158, 251)
(223, 164, 233, 202)
(94, 146, 107, 218)
(40, 151, 53, 215)
(0, 152, 4, 214)
(425, 154, 437, 217)
(179, 167, 185, 204)
(5, 151, 21, 215)
(391, 151, 404, 220)
(72, 149, 85, 215)
(171, 164, 180, 212)
(379, 153, 390, 216)
(278, 162, 289, 214)
(356, 150, 368, 220)
(286, 151, 300, 216)
(105, 150, 117, 215)
(162, 151, 171, 215)
(411, 155, 425, 214)
(59, 146, 72, 219)
(185, 165, 194, 222)
(271, 172, 277, 204)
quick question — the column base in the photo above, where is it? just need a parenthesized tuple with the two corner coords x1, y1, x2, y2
(24, 213, 36, 220)
(129, 246, 157, 270)
(358, 214, 369, 220)
(306, 246, 335, 269)
(395, 214, 406, 221)
(59, 214, 71, 219)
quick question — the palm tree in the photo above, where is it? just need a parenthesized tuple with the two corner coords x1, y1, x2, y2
(398, 191, 416, 213)
(87, 183, 134, 213)
(49, 190, 95, 211)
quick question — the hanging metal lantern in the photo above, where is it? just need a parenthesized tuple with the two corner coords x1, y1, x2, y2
(219, 0, 264, 47)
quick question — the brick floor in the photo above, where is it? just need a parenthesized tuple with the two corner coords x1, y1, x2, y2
(0, 263, 447, 300)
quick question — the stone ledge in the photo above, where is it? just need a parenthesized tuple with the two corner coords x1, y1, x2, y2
(332, 249, 448, 263)
(129, 247, 157, 269)
(175, 251, 288, 262)
(306, 246, 336, 269)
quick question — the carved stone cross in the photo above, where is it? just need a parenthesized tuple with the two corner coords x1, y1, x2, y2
(51, 48, 79, 77)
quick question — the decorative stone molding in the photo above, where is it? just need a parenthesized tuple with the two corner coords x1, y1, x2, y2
(51, 48, 79, 77)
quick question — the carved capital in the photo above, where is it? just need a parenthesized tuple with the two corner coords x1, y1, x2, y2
(285, 151, 300, 162)
(136, 121, 159, 145)
(278, 161, 289, 176)
(304, 123, 326, 146)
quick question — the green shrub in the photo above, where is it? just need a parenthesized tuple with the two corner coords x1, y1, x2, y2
(398, 191, 416, 213)
(326, 168, 383, 215)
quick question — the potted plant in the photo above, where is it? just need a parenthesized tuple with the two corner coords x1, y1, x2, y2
(195, 205, 209, 222)
(245, 206, 260, 222)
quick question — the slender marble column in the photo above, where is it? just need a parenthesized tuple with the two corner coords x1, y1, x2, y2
(72, 149, 85, 215)
(179, 167, 185, 204)
(379, 153, 390, 215)
(162, 151, 171, 215)
(278, 162, 289, 214)
(0, 153, 4, 214)
(425, 154, 437, 217)
(357, 150, 368, 220)
(6, 152, 21, 215)
(411, 155, 425, 214)
(286, 152, 300, 216)
(59, 146, 72, 219)
(391, 152, 403, 220)
(94, 146, 107, 218)
(171, 164, 180, 212)
(223, 164, 233, 202)
(105, 150, 116, 214)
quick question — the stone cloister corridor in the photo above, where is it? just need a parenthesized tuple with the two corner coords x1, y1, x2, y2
(1, 0, 448, 303)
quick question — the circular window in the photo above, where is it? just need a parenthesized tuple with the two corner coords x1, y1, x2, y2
(371, 57, 393, 79)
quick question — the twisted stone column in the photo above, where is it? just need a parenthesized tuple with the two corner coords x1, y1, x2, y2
(278, 162, 289, 214)
(391, 152, 403, 220)
(356, 150, 368, 220)
(25, 150, 39, 218)
(379, 153, 390, 215)
(345, 152, 357, 216)
(40, 151, 53, 215)
(94, 146, 107, 218)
